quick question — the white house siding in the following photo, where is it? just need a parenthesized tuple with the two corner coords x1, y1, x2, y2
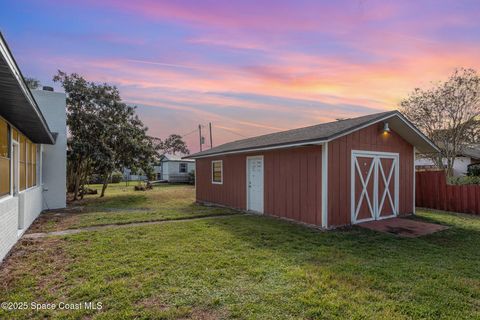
(19, 186, 43, 229)
(0, 186, 44, 262)
(161, 161, 195, 182)
(32, 90, 67, 209)
(415, 156, 473, 176)
(0, 196, 19, 262)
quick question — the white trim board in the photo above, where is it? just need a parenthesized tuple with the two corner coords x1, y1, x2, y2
(321, 142, 328, 228)
(211, 160, 223, 184)
(187, 112, 439, 159)
(350, 150, 400, 224)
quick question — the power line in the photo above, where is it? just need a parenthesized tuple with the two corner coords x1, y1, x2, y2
(216, 126, 250, 138)
(181, 128, 199, 138)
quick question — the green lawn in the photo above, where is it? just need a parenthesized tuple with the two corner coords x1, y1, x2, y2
(1, 185, 479, 319)
(28, 183, 238, 233)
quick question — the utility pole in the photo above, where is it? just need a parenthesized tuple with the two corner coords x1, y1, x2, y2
(209, 122, 213, 149)
(198, 124, 203, 152)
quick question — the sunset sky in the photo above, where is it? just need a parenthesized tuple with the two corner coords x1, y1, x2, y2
(2, 0, 480, 152)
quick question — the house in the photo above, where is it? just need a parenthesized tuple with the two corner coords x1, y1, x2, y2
(187, 111, 439, 229)
(155, 153, 195, 182)
(415, 145, 480, 176)
(123, 167, 147, 181)
(0, 33, 66, 262)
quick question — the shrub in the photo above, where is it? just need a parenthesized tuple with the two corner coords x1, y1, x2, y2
(467, 163, 480, 176)
(188, 170, 195, 185)
(448, 175, 480, 185)
(110, 171, 123, 183)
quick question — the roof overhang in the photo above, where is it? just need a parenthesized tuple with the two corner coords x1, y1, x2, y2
(185, 111, 440, 159)
(380, 112, 440, 154)
(0, 33, 55, 144)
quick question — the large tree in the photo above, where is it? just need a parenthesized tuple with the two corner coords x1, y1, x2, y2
(158, 134, 190, 155)
(54, 71, 159, 199)
(400, 68, 480, 176)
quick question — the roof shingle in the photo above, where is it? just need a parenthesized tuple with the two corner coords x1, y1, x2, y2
(187, 111, 398, 158)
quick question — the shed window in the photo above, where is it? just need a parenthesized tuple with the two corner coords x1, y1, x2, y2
(212, 160, 223, 184)
(179, 163, 187, 173)
(0, 119, 10, 197)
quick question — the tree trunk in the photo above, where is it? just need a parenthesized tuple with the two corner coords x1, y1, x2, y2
(100, 173, 111, 197)
(73, 171, 81, 201)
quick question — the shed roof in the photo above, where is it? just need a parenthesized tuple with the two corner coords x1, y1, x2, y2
(0, 32, 55, 144)
(186, 110, 439, 159)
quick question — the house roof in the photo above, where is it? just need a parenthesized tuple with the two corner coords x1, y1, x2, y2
(0, 32, 55, 144)
(160, 153, 195, 162)
(461, 145, 480, 160)
(186, 110, 440, 159)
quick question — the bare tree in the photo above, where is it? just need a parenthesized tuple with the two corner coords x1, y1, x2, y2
(400, 68, 480, 176)
(24, 77, 40, 89)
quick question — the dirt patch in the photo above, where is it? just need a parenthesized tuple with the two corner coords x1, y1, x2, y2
(0, 237, 70, 296)
(358, 217, 449, 237)
(26, 212, 80, 234)
(181, 308, 229, 320)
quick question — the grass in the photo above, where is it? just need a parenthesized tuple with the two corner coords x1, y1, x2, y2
(28, 183, 238, 233)
(1, 185, 479, 319)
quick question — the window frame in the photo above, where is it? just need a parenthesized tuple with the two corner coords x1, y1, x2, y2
(211, 160, 223, 185)
(179, 162, 187, 173)
(0, 120, 11, 198)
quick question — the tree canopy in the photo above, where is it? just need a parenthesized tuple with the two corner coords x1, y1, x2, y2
(158, 134, 190, 155)
(400, 68, 480, 175)
(54, 71, 159, 198)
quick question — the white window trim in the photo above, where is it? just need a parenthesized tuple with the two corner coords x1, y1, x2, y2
(179, 162, 187, 173)
(211, 160, 223, 184)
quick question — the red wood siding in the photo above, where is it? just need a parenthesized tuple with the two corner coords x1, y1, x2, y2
(196, 155, 247, 210)
(416, 170, 480, 215)
(195, 146, 323, 226)
(327, 122, 414, 227)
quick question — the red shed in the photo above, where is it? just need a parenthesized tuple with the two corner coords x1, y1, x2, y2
(187, 111, 439, 228)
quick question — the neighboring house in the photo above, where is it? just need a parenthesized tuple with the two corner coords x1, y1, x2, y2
(0, 33, 67, 262)
(123, 168, 147, 181)
(415, 145, 480, 176)
(155, 153, 195, 182)
(187, 111, 439, 229)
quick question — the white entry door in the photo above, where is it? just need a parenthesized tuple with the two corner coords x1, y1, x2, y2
(351, 151, 399, 224)
(247, 156, 264, 213)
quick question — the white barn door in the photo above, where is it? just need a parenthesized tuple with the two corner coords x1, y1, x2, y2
(247, 156, 264, 213)
(351, 151, 399, 224)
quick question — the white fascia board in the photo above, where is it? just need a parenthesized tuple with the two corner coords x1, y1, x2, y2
(0, 35, 54, 143)
(188, 140, 326, 159)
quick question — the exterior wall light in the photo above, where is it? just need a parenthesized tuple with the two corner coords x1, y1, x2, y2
(383, 122, 391, 133)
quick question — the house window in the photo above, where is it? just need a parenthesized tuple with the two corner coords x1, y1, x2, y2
(179, 163, 187, 173)
(0, 119, 10, 197)
(31, 143, 37, 187)
(19, 134, 26, 191)
(211, 160, 223, 184)
(26, 139, 33, 188)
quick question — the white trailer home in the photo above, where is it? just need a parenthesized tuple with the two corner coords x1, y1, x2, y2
(155, 153, 195, 183)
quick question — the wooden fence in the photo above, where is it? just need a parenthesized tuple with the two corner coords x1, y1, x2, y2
(416, 170, 480, 215)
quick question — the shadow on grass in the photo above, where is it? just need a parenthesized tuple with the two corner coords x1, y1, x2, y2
(206, 214, 480, 314)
